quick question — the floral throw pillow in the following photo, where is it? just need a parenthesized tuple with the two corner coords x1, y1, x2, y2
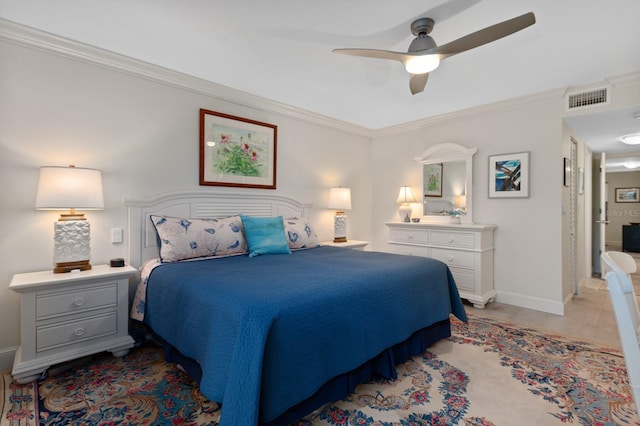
(150, 215, 247, 262)
(284, 217, 320, 250)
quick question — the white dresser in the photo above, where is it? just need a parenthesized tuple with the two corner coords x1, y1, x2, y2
(385, 222, 496, 308)
(9, 264, 136, 383)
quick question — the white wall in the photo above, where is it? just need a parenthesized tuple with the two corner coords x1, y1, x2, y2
(0, 35, 373, 369)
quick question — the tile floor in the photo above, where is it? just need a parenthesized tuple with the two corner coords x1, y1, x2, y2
(464, 277, 622, 349)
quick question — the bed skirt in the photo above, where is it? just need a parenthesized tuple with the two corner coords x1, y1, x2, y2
(159, 318, 452, 425)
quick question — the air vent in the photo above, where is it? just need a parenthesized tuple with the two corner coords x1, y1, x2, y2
(566, 87, 610, 110)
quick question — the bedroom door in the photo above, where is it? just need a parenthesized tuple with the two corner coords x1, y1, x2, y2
(593, 152, 608, 277)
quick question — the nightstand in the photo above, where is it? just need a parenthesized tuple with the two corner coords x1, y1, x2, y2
(322, 240, 369, 250)
(9, 264, 136, 383)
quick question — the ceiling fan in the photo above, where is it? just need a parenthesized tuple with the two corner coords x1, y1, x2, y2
(333, 12, 536, 95)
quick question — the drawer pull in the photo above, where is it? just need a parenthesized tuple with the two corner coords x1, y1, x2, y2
(74, 328, 85, 337)
(447, 256, 454, 262)
(406, 234, 414, 240)
(448, 237, 454, 243)
(74, 298, 85, 306)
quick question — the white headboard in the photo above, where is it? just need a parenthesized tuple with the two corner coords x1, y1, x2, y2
(123, 190, 312, 268)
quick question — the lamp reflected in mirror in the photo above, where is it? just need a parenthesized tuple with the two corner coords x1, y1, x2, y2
(396, 186, 417, 223)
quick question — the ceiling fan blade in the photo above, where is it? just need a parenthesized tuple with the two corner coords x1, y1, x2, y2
(410, 73, 429, 95)
(332, 48, 408, 63)
(435, 12, 535, 58)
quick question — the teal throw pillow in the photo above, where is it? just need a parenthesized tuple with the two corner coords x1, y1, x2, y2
(241, 215, 292, 257)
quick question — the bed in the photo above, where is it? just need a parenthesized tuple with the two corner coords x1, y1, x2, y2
(124, 191, 467, 426)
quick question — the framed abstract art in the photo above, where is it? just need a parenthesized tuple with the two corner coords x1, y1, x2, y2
(488, 151, 530, 198)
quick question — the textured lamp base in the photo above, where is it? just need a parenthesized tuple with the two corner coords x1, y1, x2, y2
(333, 212, 348, 243)
(53, 220, 92, 273)
(54, 260, 92, 274)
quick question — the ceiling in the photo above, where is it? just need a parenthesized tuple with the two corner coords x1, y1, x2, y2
(2, 0, 640, 169)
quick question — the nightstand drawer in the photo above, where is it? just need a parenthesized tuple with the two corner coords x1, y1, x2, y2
(36, 284, 117, 320)
(431, 248, 475, 268)
(389, 229, 429, 244)
(430, 231, 475, 248)
(37, 312, 117, 352)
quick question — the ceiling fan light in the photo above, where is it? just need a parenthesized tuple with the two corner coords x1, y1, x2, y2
(405, 56, 440, 74)
(620, 133, 640, 145)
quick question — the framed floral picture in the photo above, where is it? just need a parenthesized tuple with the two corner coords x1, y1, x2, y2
(488, 151, 530, 198)
(423, 163, 443, 197)
(200, 109, 277, 189)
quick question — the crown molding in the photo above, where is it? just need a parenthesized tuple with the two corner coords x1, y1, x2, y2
(606, 71, 640, 87)
(0, 18, 371, 138)
(372, 87, 567, 138)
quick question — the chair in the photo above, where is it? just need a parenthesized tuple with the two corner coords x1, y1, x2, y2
(602, 251, 640, 409)
(604, 251, 637, 275)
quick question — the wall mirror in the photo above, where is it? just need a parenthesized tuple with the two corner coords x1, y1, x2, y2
(415, 143, 477, 224)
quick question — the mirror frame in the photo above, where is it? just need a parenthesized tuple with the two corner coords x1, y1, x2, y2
(415, 143, 477, 224)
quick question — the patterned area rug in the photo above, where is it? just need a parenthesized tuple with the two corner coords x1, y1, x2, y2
(1, 315, 638, 425)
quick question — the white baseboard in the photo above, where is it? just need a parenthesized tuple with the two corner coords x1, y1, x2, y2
(495, 290, 565, 316)
(0, 346, 16, 371)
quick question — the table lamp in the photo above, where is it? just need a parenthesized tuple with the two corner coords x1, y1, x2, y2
(328, 187, 351, 243)
(35, 165, 104, 273)
(396, 186, 417, 222)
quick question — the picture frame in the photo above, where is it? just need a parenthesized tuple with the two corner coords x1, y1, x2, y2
(563, 157, 570, 187)
(423, 163, 443, 197)
(615, 187, 640, 203)
(200, 108, 277, 189)
(488, 151, 530, 198)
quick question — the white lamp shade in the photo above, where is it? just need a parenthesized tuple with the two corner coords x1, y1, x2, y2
(396, 186, 417, 204)
(328, 187, 352, 211)
(36, 166, 104, 210)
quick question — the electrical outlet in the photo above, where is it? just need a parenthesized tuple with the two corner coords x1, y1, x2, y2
(111, 228, 123, 244)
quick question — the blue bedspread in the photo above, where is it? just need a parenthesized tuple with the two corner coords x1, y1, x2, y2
(144, 246, 466, 425)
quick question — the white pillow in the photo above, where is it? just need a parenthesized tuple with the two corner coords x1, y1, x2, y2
(283, 217, 320, 250)
(151, 215, 248, 262)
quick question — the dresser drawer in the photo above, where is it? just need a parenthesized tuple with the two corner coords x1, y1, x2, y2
(430, 231, 475, 248)
(36, 284, 117, 320)
(389, 229, 429, 244)
(450, 269, 476, 292)
(391, 244, 429, 257)
(36, 312, 117, 352)
(431, 248, 475, 268)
